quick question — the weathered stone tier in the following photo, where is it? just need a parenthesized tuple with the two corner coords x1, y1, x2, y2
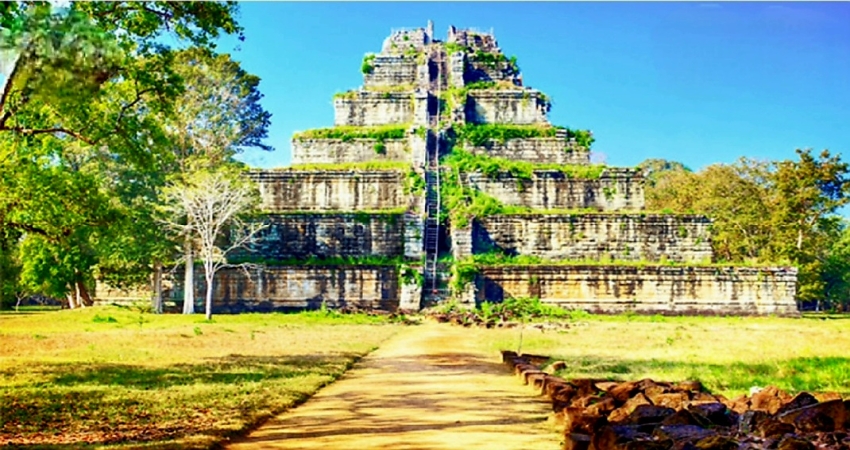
(232, 213, 406, 261)
(477, 265, 799, 316)
(466, 90, 550, 125)
(465, 137, 589, 165)
(249, 170, 408, 212)
(292, 138, 411, 165)
(364, 54, 418, 87)
(464, 168, 645, 211)
(473, 214, 712, 263)
(465, 59, 519, 85)
(174, 266, 401, 313)
(334, 91, 416, 126)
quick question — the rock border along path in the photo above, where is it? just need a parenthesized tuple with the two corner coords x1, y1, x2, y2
(227, 321, 562, 450)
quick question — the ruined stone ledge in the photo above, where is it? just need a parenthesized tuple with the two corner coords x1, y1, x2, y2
(473, 214, 713, 263)
(466, 89, 550, 125)
(231, 212, 406, 261)
(248, 170, 408, 212)
(334, 91, 415, 127)
(476, 265, 799, 317)
(466, 137, 590, 165)
(364, 54, 418, 87)
(177, 265, 401, 314)
(248, 169, 405, 180)
(291, 138, 410, 165)
(464, 170, 645, 211)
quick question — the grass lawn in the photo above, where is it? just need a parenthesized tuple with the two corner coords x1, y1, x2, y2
(0, 305, 403, 449)
(468, 312, 850, 399)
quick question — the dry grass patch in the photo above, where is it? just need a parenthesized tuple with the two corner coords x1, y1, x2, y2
(0, 306, 402, 449)
(464, 313, 850, 398)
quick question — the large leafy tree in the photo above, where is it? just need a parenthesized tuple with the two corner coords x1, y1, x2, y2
(643, 148, 850, 306)
(159, 47, 272, 314)
(0, 1, 244, 307)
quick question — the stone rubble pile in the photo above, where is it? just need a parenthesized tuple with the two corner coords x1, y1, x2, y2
(427, 309, 571, 331)
(501, 350, 850, 450)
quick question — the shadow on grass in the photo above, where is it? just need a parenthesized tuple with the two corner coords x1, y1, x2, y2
(548, 355, 850, 396)
(3, 354, 354, 389)
(0, 352, 365, 449)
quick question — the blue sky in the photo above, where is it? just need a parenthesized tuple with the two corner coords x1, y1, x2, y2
(218, 2, 850, 171)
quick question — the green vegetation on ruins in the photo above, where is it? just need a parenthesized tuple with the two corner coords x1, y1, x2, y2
(404, 168, 426, 195)
(361, 53, 376, 74)
(454, 123, 595, 150)
(462, 251, 785, 269)
(444, 148, 606, 180)
(259, 208, 408, 217)
(280, 161, 409, 171)
(438, 149, 606, 229)
(293, 124, 408, 142)
(227, 255, 405, 267)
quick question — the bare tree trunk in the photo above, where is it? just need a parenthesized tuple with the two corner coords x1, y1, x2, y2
(183, 236, 195, 314)
(204, 267, 214, 321)
(152, 260, 163, 314)
(66, 286, 78, 309)
(77, 280, 93, 307)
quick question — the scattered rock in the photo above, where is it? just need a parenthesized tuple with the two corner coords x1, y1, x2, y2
(563, 432, 591, 450)
(501, 349, 850, 450)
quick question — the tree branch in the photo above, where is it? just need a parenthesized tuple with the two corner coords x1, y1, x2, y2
(1, 126, 96, 145)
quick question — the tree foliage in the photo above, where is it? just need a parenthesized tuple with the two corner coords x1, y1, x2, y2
(644, 149, 850, 308)
(158, 167, 265, 320)
(0, 1, 246, 308)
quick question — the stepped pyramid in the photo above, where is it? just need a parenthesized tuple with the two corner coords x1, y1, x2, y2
(172, 22, 799, 316)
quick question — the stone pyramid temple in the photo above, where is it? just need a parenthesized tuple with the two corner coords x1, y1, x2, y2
(164, 22, 799, 316)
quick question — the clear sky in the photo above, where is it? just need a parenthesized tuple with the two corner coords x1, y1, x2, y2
(211, 2, 848, 171)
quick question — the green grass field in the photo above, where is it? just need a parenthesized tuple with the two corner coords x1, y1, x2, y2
(0, 306, 402, 449)
(472, 312, 850, 398)
(4, 306, 850, 449)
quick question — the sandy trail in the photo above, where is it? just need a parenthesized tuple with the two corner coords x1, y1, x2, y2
(226, 321, 561, 450)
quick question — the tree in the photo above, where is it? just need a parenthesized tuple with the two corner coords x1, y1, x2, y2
(637, 158, 691, 187)
(159, 168, 265, 320)
(159, 45, 273, 316)
(0, 2, 246, 307)
(644, 149, 850, 306)
(157, 47, 272, 314)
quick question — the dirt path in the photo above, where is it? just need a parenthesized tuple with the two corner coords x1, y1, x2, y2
(227, 321, 562, 450)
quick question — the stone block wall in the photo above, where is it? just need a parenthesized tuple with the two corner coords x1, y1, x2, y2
(248, 170, 407, 212)
(465, 60, 519, 85)
(466, 90, 549, 125)
(474, 214, 712, 263)
(381, 28, 430, 54)
(292, 138, 410, 165)
(449, 51, 466, 88)
(464, 169, 645, 211)
(231, 213, 404, 261)
(465, 138, 590, 165)
(172, 266, 400, 313)
(94, 281, 153, 305)
(447, 27, 498, 53)
(450, 225, 473, 260)
(477, 265, 799, 316)
(334, 92, 414, 126)
(403, 212, 424, 260)
(364, 55, 418, 87)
